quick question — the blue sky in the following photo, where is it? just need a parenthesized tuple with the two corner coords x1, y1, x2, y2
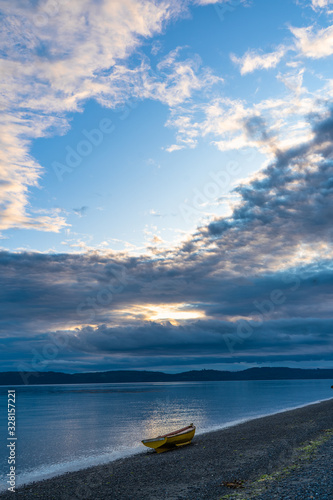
(1, 0, 333, 373)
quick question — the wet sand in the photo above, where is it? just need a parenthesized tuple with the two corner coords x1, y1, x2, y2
(1, 398, 333, 499)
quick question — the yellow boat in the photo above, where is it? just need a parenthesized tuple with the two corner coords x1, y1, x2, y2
(142, 423, 196, 453)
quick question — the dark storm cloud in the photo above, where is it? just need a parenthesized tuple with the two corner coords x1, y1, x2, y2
(199, 109, 333, 283)
(66, 318, 333, 357)
(1, 108, 333, 370)
(1, 317, 333, 372)
(0, 249, 331, 337)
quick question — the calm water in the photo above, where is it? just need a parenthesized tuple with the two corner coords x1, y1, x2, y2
(0, 380, 332, 489)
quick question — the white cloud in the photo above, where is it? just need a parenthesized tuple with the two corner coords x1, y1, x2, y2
(0, 112, 68, 232)
(0, 0, 221, 234)
(165, 67, 333, 156)
(166, 144, 185, 152)
(291, 24, 333, 59)
(231, 46, 287, 74)
(1, 0, 182, 113)
(311, 0, 333, 9)
(4, 0, 332, 237)
(140, 49, 220, 107)
(277, 68, 305, 95)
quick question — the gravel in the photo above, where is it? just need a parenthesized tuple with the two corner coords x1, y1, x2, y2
(254, 431, 333, 500)
(1, 398, 333, 500)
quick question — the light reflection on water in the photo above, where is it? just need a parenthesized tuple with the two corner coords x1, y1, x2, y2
(140, 399, 205, 440)
(0, 379, 332, 489)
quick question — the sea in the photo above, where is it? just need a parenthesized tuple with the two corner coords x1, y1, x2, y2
(0, 379, 332, 490)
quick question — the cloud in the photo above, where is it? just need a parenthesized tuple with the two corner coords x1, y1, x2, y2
(0, 0, 219, 234)
(198, 107, 333, 277)
(231, 46, 287, 75)
(2, 310, 333, 371)
(149, 209, 162, 217)
(1, 106, 333, 370)
(2, 1, 333, 372)
(70, 318, 333, 364)
(137, 48, 220, 107)
(0, 112, 68, 232)
(230, 21, 333, 78)
(166, 144, 185, 152)
(3, 1, 332, 237)
(290, 24, 333, 59)
(166, 71, 317, 155)
(73, 206, 89, 218)
(151, 235, 163, 244)
(165, 32, 333, 156)
(311, 0, 333, 9)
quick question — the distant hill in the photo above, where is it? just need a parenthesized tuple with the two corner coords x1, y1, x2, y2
(0, 367, 333, 385)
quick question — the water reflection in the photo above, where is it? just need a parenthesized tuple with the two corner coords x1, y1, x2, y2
(140, 400, 205, 439)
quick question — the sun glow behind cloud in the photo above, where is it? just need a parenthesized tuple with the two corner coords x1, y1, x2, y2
(147, 304, 205, 323)
(101, 303, 206, 326)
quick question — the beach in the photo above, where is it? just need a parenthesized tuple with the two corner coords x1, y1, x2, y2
(2, 398, 333, 500)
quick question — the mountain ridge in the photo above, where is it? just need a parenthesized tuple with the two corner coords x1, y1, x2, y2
(1, 367, 333, 385)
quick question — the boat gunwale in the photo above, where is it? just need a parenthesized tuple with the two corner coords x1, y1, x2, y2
(142, 424, 195, 444)
(160, 424, 195, 438)
(165, 428, 195, 438)
(142, 437, 166, 444)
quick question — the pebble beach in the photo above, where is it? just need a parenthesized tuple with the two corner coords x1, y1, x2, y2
(1, 398, 333, 500)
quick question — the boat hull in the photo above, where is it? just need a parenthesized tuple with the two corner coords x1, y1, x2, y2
(142, 425, 196, 453)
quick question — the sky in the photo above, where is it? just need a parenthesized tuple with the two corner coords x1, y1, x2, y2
(1, 0, 333, 374)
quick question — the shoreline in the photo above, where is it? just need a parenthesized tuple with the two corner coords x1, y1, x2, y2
(197, 394, 333, 436)
(2, 395, 332, 491)
(1, 397, 333, 499)
(0, 395, 330, 492)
